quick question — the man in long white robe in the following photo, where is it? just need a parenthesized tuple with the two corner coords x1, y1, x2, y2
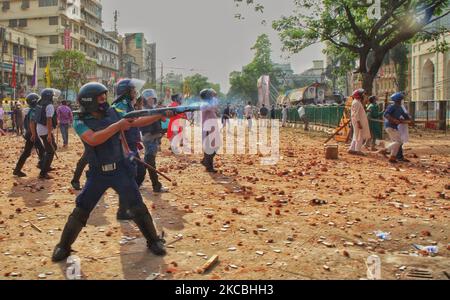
(348, 89, 371, 155)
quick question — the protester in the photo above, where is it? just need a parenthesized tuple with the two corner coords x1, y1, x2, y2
(222, 103, 231, 132)
(244, 101, 253, 131)
(297, 104, 309, 131)
(281, 105, 288, 127)
(270, 104, 276, 120)
(348, 89, 371, 156)
(14, 103, 24, 136)
(0, 102, 4, 132)
(57, 100, 73, 147)
(365, 96, 384, 151)
(167, 93, 186, 150)
(260, 103, 269, 127)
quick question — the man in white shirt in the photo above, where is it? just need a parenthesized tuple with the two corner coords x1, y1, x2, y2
(297, 104, 309, 131)
(244, 101, 253, 132)
(35, 89, 59, 179)
(348, 89, 371, 155)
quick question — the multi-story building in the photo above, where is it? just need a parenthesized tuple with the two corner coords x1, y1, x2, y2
(0, 25, 37, 98)
(119, 32, 156, 83)
(410, 13, 450, 127)
(0, 0, 119, 91)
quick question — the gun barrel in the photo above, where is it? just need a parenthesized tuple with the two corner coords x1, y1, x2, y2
(124, 105, 201, 119)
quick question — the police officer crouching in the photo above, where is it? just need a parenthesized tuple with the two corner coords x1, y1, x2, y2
(52, 83, 170, 262)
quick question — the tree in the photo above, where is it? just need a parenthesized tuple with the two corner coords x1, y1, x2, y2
(228, 34, 279, 104)
(50, 50, 96, 99)
(235, 0, 450, 94)
(183, 73, 223, 98)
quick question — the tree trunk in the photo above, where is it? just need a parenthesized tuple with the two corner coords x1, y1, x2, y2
(438, 101, 447, 130)
(361, 72, 375, 95)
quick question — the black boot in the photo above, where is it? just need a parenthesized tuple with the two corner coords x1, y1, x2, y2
(71, 180, 81, 191)
(52, 208, 89, 262)
(205, 153, 217, 173)
(13, 169, 27, 177)
(129, 206, 166, 256)
(14, 156, 27, 177)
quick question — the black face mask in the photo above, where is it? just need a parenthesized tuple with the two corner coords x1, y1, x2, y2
(98, 102, 110, 112)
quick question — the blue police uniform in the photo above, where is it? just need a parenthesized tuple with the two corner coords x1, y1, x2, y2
(73, 107, 145, 213)
(51, 82, 166, 263)
(112, 98, 146, 186)
(140, 99, 164, 191)
(13, 107, 45, 176)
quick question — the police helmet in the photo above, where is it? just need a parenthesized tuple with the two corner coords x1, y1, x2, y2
(200, 88, 217, 100)
(26, 93, 40, 108)
(390, 92, 405, 102)
(142, 89, 158, 100)
(77, 82, 108, 113)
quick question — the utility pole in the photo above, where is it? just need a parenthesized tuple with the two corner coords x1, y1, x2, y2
(159, 60, 163, 99)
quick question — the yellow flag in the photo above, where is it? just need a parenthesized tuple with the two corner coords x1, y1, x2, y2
(44, 63, 51, 87)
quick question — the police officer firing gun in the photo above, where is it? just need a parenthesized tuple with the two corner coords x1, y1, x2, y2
(52, 82, 174, 262)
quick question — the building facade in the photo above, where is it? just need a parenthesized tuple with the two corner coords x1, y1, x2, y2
(119, 32, 156, 83)
(0, 0, 119, 91)
(409, 13, 449, 127)
(0, 25, 37, 98)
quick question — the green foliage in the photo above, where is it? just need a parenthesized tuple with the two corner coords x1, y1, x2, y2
(228, 34, 279, 104)
(50, 50, 96, 94)
(235, 0, 450, 93)
(183, 73, 223, 98)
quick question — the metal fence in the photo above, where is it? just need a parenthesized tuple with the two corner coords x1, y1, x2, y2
(275, 105, 345, 128)
(274, 101, 450, 131)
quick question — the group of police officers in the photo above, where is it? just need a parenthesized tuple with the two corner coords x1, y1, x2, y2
(11, 79, 220, 262)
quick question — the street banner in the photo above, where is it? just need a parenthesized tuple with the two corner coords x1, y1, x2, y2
(64, 28, 72, 50)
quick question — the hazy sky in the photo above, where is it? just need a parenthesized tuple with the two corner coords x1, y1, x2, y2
(102, 0, 325, 92)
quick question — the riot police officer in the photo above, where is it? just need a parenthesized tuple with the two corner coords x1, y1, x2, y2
(140, 89, 169, 193)
(33, 88, 59, 179)
(112, 79, 146, 187)
(52, 82, 170, 262)
(13, 93, 45, 177)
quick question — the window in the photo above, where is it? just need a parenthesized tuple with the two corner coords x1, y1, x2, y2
(9, 19, 17, 27)
(49, 16, 58, 26)
(39, 0, 57, 7)
(18, 19, 27, 27)
(2, 1, 10, 11)
(49, 35, 58, 44)
(21, 0, 30, 9)
(13, 44, 19, 56)
(38, 57, 50, 68)
(27, 48, 33, 60)
(2, 42, 7, 54)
